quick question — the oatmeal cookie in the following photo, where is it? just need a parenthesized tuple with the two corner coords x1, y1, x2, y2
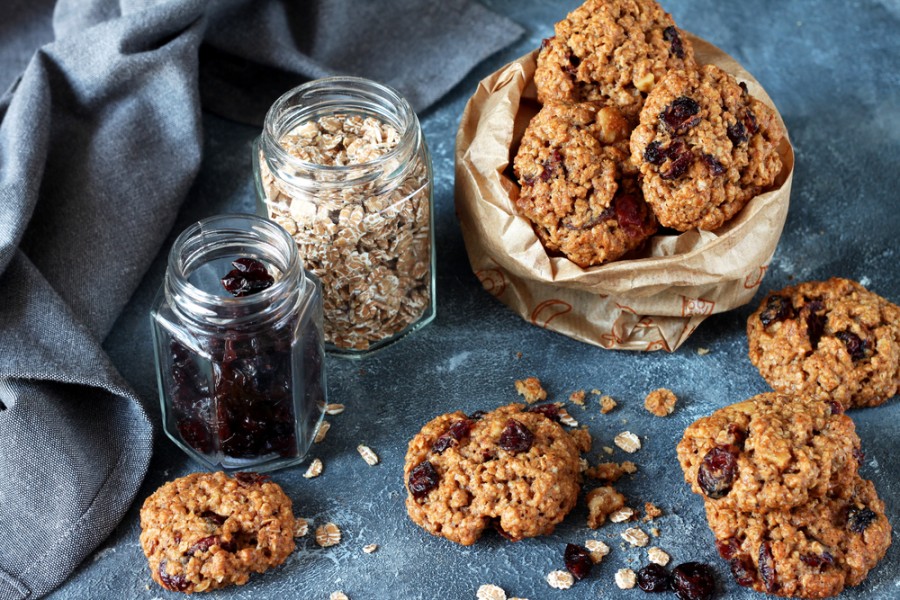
(513, 101, 657, 267)
(705, 477, 891, 598)
(534, 0, 695, 119)
(676, 393, 861, 511)
(404, 404, 585, 545)
(140, 471, 296, 593)
(747, 278, 900, 408)
(630, 64, 784, 231)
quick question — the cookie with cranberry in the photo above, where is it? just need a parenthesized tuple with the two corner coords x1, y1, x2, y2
(747, 278, 900, 408)
(630, 64, 784, 231)
(705, 477, 891, 598)
(676, 393, 861, 512)
(404, 403, 586, 545)
(139, 471, 296, 593)
(513, 101, 656, 267)
(534, 0, 695, 119)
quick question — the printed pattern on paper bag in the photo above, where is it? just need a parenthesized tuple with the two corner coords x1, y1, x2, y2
(681, 296, 715, 317)
(743, 265, 768, 289)
(530, 299, 572, 328)
(475, 267, 508, 297)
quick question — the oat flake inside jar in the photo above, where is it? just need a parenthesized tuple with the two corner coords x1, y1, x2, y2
(254, 76, 436, 355)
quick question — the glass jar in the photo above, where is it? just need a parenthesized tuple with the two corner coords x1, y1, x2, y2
(150, 214, 326, 472)
(253, 76, 436, 356)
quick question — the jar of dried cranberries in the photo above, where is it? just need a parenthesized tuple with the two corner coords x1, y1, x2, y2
(253, 76, 436, 355)
(150, 214, 326, 471)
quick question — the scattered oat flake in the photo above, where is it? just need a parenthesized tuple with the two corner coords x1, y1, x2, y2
(362, 543, 378, 554)
(599, 395, 617, 414)
(603, 446, 614, 455)
(514, 376, 547, 404)
(614, 431, 641, 453)
(303, 458, 323, 479)
(293, 517, 309, 537)
(622, 527, 650, 547)
(314, 421, 331, 443)
(615, 568, 637, 590)
(609, 507, 635, 523)
(330, 593, 349, 600)
(697, 347, 710, 356)
(648, 547, 670, 566)
(557, 407, 578, 427)
(585, 539, 610, 563)
(644, 388, 677, 417)
(590, 389, 602, 395)
(357, 444, 379, 465)
(476, 584, 507, 600)
(316, 522, 341, 547)
(569, 390, 586, 406)
(546, 570, 574, 590)
(325, 403, 345, 415)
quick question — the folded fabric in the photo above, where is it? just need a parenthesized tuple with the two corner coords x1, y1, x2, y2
(0, 1, 522, 598)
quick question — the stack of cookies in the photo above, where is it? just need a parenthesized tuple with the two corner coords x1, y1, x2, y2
(513, 0, 784, 267)
(676, 393, 892, 598)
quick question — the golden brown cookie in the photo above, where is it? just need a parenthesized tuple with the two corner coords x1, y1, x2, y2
(513, 101, 656, 267)
(747, 278, 900, 408)
(139, 471, 296, 593)
(676, 393, 861, 511)
(534, 0, 695, 119)
(705, 477, 892, 598)
(404, 403, 585, 545)
(630, 64, 784, 231)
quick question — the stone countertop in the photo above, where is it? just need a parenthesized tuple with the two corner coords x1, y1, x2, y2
(50, 0, 899, 598)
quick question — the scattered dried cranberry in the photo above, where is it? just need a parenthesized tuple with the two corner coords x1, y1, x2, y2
(659, 140, 695, 180)
(637, 563, 672, 592)
(726, 120, 748, 146)
(660, 96, 701, 134)
(836, 330, 869, 361)
(221, 257, 274, 297)
(432, 418, 473, 454)
(234, 472, 270, 486)
(800, 552, 834, 570)
(701, 154, 725, 176)
(158, 560, 190, 592)
(564, 543, 593, 580)
(499, 419, 534, 453)
(759, 294, 795, 327)
(526, 403, 560, 421)
(729, 556, 757, 587)
(758, 542, 777, 593)
(408, 461, 440, 499)
(615, 192, 654, 238)
(672, 562, 716, 600)
(847, 507, 877, 533)
(663, 26, 685, 59)
(697, 446, 738, 499)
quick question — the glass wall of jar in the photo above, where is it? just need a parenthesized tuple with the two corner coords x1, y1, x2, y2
(151, 214, 326, 472)
(253, 76, 436, 356)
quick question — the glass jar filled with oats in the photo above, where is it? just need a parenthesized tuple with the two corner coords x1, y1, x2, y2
(254, 76, 435, 355)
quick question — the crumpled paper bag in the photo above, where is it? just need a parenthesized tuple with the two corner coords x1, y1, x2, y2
(454, 34, 794, 351)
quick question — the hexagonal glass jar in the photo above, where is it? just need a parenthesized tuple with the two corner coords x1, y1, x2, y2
(150, 214, 326, 472)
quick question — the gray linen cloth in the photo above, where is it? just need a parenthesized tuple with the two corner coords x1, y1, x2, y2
(0, 1, 522, 598)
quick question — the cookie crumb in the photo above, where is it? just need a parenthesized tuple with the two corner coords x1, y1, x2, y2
(586, 486, 626, 528)
(303, 458, 323, 479)
(602, 446, 614, 455)
(643, 502, 663, 521)
(644, 388, 677, 417)
(515, 351, 523, 359)
(293, 517, 309, 537)
(569, 389, 586, 406)
(514, 377, 547, 403)
(585, 539, 611, 563)
(650, 527, 661, 537)
(609, 507, 635, 523)
(590, 389, 603, 395)
(614, 431, 641, 453)
(570, 428, 592, 453)
(546, 570, 575, 590)
(599, 395, 618, 414)
(316, 523, 341, 547)
(647, 547, 670, 566)
(621, 527, 650, 547)
(324, 403, 345, 415)
(314, 421, 331, 443)
(477, 584, 507, 600)
(585, 461, 638, 482)
(697, 347, 710, 356)
(357, 444, 379, 466)
(362, 543, 378, 554)
(615, 568, 637, 589)
(330, 593, 349, 600)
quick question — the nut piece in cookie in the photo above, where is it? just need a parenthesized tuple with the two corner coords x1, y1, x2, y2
(630, 64, 784, 231)
(404, 404, 584, 545)
(534, 0, 696, 119)
(139, 471, 296, 593)
(676, 393, 862, 511)
(514, 101, 657, 267)
(747, 277, 900, 408)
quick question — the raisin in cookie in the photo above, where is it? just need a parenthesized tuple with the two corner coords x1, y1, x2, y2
(630, 64, 784, 231)
(534, 0, 695, 119)
(404, 403, 587, 545)
(676, 393, 861, 511)
(748, 278, 900, 408)
(705, 477, 891, 598)
(140, 471, 295, 593)
(513, 101, 657, 267)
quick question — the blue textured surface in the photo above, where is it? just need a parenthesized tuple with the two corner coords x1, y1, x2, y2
(51, 1, 899, 598)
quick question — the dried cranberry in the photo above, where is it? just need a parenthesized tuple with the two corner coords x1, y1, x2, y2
(836, 330, 869, 361)
(672, 562, 716, 600)
(701, 154, 725, 176)
(759, 294, 795, 327)
(697, 446, 738, 499)
(644, 141, 664, 165)
(498, 419, 534, 453)
(726, 120, 748, 146)
(158, 560, 190, 592)
(743, 109, 759, 135)
(715, 537, 740, 560)
(432, 418, 473, 454)
(526, 403, 560, 421)
(829, 400, 845, 416)
(469, 410, 488, 421)
(800, 552, 834, 570)
(200, 510, 227, 526)
(659, 140, 695, 180)
(615, 192, 653, 238)
(729, 556, 757, 587)
(564, 543, 593, 580)
(221, 257, 274, 297)
(758, 542, 777, 593)
(187, 535, 236, 556)
(853, 447, 865, 463)
(805, 311, 827, 349)
(234, 472, 270, 486)
(637, 563, 672, 592)
(408, 461, 440, 499)
(540, 150, 565, 181)
(663, 26, 685, 59)
(847, 507, 877, 533)
(540, 36, 555, 50)
(660, 96, 701, 134)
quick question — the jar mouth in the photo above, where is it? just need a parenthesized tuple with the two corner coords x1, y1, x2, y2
(261, 76, 419, 180)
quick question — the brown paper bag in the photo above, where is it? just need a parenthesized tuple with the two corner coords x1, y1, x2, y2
(454, 35, 794, 351)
